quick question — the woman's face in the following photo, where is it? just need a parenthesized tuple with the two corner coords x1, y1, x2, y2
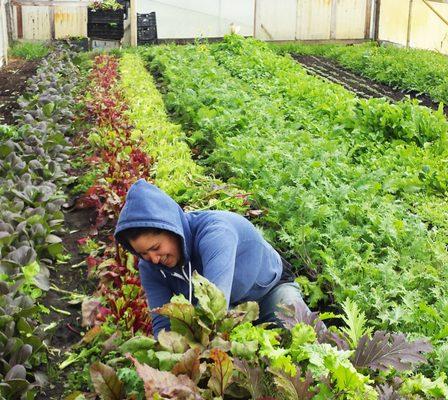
(130, 231, 182, 268)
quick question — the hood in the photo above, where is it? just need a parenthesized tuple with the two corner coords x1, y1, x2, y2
(114, 179, 192, 264)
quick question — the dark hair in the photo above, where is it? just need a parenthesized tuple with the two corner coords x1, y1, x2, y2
(115, 227, 164, 252)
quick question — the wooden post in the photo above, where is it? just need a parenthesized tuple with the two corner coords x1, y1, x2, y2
(130, 0, 136, 46)
(330, 0, 337, 40)
(49, 4, 55, 39)
(365, 0, 373, 39)
(5, 0, 15, 43)
(373, 0, 381, 41)
(253, 0, 257, 38)
(406, 0, 414, 48)
(16, 3, 23, 38)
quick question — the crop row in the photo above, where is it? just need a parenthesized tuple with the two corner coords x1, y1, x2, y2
(63, 52, 248, 396)
(142, 36, 448, 374)
(63, 51, 446, 400)
(273, 41, 448, 105)
(0, 47, 82, 399)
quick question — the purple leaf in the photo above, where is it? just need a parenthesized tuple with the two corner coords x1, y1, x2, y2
(352, 331, 432, 371)
(275, 300, 326, 339)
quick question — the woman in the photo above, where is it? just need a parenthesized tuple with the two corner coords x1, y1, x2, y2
(115, 179, 311, 337)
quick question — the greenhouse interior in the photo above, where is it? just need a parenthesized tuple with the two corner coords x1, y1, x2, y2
(1, 0, 448, 399)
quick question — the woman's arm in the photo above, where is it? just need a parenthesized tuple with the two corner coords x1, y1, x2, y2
(197, 225, 239, 307)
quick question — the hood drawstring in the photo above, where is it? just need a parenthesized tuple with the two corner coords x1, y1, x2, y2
(188, 262, 192, 303)
(160, 264, 193, 304)
(181, 263, 193, 303)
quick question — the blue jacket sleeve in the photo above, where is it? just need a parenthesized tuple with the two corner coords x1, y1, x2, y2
(196, 225, 238, 307)
(138, 260, 172, 338)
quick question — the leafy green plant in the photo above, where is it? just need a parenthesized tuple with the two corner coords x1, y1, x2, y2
(143, 35, 448, 375)
(88, 0, 123, 10)
(0, 45, 84, 399)
(272, 41, 448, 105)
(87, 274, 438, 400)
(9, 41, 49, 60)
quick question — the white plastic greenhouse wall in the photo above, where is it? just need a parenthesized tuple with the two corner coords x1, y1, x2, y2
(135, 0, 373, 41)
(1, 0, 448, 61)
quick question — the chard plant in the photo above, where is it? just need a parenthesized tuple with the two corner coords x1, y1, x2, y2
(83, 274, 442, 400)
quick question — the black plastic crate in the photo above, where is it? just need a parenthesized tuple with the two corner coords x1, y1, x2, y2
(138, 27, 157, 41)
(137, 12, 156, 27)
(137, 12, 157, 44)
(87, 22, 124, 40)
(88, 8, 125, 24)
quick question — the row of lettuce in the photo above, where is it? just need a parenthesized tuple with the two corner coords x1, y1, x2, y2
(137, 35, 448, 377)
(272, 41, 448, 105)
(0, 47, 83, 398)
(62, 47, 448, 399)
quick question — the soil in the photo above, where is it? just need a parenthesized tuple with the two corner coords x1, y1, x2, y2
(36, 206, 98, 400)
(0, 58, 39, 125)
(292, 54, 448, 116)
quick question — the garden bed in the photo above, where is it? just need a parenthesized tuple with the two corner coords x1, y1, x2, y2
(0, 58, 39, 124)
(292, 54, 448, 116)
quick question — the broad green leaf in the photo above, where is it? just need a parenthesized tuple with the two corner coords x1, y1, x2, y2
(208, 348, 233, 397)
(43, 102, 55, 117)
(156, 351, 183, 371)
(192, 271, 227, 324)
(157, 330, 190, 353)
(89, 361, 123, 400)
(172, 348, 203, 383)
(120, 335, 156, 355)
(153, 302, 197, 341)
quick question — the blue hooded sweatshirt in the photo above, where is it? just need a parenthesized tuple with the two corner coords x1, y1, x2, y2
(114, 179, 282, 337)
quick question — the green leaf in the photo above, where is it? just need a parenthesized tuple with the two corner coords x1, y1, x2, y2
(155, 351, 183, 371)
(208, 348, 233, 397)
(340, 298, 373, 349)
(153, 303, 197, 342)
(45, 234, 62, 244)
(192, 271, 227, 324)
(230, 340, 258, 360)
(43, 102, 55, 117)
(47, 242, 64, 258)
(119, 335, 156, 355)
(157, 330, 190, 353)
(290, 323, 317, 363)
(89, 361, 124, 400)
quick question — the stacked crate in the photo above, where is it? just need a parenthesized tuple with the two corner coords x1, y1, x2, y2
(87, 3, 128, 40)
(137, 12, 158, 45)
